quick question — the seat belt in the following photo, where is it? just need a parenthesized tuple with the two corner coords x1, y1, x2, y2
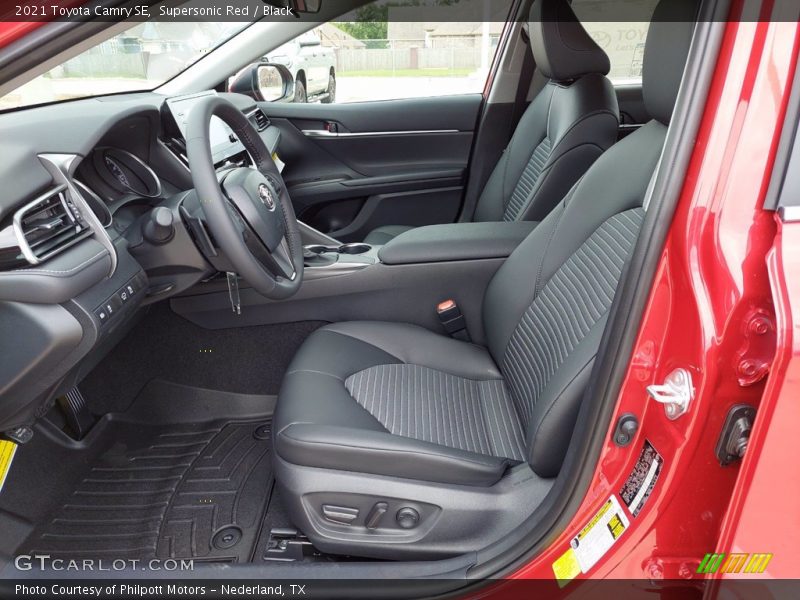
(436, 299, 471, 342)
(511, 24, 535, 131)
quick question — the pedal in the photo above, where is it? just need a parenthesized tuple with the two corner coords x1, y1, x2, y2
(264, 528, 319, 562)
(4, 426, 33, 445)
(57, 388, 95, 440)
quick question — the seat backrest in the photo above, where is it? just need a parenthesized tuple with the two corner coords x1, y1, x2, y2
(482, 0, 700, 477)
(474, 0, 619, 224)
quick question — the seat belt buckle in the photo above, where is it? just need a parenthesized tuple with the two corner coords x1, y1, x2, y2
(437, 299, 470, 342)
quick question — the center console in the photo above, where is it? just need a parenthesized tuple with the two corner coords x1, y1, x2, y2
(304, 242, 378, 272)
(171, 221, 538, 344)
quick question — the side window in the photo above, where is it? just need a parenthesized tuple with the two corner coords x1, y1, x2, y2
(572, 0, 658, 85)
(265, 0, 514, 104)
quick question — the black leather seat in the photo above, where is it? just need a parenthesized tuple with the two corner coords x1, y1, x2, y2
(274, 0, 699, 560)
(364, 0, 619, 246)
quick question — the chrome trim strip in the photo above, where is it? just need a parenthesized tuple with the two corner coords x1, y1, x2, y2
(99, 147, 162, 198)
(301, 129, 460, 139)
(38, 153, 118, 276)
(73, 180, 113, 228)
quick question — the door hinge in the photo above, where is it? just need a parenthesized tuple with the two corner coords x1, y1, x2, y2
(647, 368, 694, 420)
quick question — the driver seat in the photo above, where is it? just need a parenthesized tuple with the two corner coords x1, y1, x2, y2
(273, 0, 698, 560)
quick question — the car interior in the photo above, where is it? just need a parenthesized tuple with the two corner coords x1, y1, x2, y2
(0, 0, 708, 581)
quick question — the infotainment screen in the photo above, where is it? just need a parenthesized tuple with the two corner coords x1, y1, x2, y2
(166, 91, 246, 164)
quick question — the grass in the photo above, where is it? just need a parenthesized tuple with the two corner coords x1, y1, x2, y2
(338, 68, 474, 78)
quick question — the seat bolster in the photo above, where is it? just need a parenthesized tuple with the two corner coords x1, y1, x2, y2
(276, 327, 402, 435)
(285, 327, 402, 379)
(277, 424, 513, 487)
(324, 321, 502, 380)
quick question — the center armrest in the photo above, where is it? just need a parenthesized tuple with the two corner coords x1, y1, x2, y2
(378, 221, 538, 265)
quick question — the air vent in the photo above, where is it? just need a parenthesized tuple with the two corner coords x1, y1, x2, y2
(14, 186, 91, 264)
(250, 109, 270, 132)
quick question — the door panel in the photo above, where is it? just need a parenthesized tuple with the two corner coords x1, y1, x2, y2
(260, 95, 482, 241)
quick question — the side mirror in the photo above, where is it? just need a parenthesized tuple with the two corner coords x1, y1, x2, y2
(229, 63, 294, 103)
(298, 37, 321, 48)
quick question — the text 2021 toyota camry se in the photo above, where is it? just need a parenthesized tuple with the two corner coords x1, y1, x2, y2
(0, 0, 798, 597)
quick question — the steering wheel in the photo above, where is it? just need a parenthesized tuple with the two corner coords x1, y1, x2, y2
(185, 95, 303, 299)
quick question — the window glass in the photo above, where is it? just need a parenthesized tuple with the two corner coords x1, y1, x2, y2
(264, 0, 513, 104)
(572, 0, 658, 85)
(1, 21, 249, 111)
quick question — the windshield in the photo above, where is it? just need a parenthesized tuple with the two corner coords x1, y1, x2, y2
(0, 21, 250, 111)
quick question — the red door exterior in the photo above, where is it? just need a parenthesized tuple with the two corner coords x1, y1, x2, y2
(503, 3, 800, 588)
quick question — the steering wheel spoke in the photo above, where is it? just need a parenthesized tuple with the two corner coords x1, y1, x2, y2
(269, 238, 296, 281)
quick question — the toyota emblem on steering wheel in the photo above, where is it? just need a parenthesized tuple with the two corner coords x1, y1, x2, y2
(258, 183, 276, 211)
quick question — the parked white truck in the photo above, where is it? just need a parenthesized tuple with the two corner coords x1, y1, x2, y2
(265, 30, 336, 103)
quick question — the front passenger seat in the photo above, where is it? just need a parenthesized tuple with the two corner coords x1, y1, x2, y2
(364, 0, 619, 245)
(273, 0, 699, 560)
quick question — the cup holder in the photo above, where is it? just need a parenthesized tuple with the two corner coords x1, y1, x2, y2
(305, 245, 334, 255)
(304, 244, 372, 255)
(338, 243, 372, 255)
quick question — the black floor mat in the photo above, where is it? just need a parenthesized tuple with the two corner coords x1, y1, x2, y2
(19, 381, 276, 563)
(80, 302, 325, 414)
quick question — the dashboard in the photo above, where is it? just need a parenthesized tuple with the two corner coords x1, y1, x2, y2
(0, 91, 281, 437)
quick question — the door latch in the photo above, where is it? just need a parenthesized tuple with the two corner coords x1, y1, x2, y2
(647, 368, 694, 420)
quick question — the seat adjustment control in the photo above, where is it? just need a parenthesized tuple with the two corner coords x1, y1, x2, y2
(321, 505, 359, 526)
(365, 502, 388, 529)
(396, 507, 419, 530)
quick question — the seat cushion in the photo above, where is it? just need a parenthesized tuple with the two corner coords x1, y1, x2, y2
(345, 364, 526, 461)
(274, 322, 525, 486)
(363, 225, 415, 245)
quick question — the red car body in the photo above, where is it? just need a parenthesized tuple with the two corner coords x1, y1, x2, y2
(505, 6, 800, 586)
(0, 0, 797, 589)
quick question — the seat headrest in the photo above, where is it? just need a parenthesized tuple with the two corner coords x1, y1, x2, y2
(528, 0, 610, 82)
(643, 0, 700, 124)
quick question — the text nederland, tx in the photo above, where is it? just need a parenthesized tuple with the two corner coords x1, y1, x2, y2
(14, 583, 309, 596)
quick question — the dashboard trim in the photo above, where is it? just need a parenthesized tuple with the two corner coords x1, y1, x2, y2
(38, 153, 118, 276)
(97, 147, 163, 199)
(73, 180, 113, 228)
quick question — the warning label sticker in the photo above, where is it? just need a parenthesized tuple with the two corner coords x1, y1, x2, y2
(553, 495, 630, 586)
(619, 439, 663, 517)
(0, 439, 17, 495)
(570, 495, 629, 572)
